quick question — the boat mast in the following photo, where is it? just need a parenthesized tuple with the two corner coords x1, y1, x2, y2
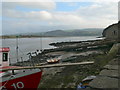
(16, 36, 19, 63)
(40, 34, 42, 52)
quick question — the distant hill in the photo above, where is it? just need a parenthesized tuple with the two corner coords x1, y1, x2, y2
(43, 28, 103, 36)
(2, 28, 103, 37)
(43, 30, 68, 36)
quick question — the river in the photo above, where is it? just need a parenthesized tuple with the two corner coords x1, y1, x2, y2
(1, 36, 102, 63)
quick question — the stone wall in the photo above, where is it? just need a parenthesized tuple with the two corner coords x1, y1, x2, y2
(118, 21, 120, 40)
(89, 43, 120, 89)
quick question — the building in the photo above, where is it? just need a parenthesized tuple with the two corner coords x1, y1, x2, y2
(102, 21, 120, 41)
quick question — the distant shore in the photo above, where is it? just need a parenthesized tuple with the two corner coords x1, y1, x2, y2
(0, 35, 101, 39)
(0, 35, 57, 39)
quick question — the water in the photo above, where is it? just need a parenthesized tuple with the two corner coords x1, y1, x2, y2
(2, 36, 102, 63)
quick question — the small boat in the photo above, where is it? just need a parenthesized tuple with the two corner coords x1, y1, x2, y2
(47, 58, 60, 64)
(0, 47, 42, 89)
(77, 75, 96, 89)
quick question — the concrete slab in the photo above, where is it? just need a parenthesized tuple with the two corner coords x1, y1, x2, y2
(100, 69, 118, 78)
(104, 65, 118, 70)
(108, 59, 119, 65)
(89, 76, 118, 88)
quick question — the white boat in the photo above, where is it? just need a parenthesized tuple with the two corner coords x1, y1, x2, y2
(47, 58, 60, 64)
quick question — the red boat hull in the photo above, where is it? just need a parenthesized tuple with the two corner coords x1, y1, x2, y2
(0, 71, 42, 90)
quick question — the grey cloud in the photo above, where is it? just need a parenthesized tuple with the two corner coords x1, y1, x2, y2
(1, 2, 118, 35)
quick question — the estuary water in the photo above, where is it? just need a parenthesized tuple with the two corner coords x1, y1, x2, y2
(2, 36, 102, 63)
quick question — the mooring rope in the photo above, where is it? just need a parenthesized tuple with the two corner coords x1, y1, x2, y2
(1, 75, 15, 89)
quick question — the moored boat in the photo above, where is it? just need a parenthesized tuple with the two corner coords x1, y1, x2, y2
(47, 58, 60, 64)
(0, 47, 42, 89)
(0, 68, 42, 89)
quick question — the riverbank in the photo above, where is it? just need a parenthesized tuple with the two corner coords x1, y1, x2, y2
(38, 39, 118, 88)
(0, 35, 60, 39)
(3, 36, 101, 64)
(0, 35, 98, 39)
(40, 43, 119, 88)
(14, 38, 114, 66)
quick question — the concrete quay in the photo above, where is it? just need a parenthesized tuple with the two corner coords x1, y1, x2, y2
(89, 56, 119, 89)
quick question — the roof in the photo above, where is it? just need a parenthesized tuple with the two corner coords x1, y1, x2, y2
(0, 47, 10, 52)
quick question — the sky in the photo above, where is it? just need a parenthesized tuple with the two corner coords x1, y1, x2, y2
(1, 0, 119, 35)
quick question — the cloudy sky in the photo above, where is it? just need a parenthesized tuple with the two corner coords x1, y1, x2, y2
(1, 0, 118, 35)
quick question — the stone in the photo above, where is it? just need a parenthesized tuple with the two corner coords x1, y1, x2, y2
(104, 65, 118, 70)
(99, 69, 118, 78)
(89, 76, 118, 88)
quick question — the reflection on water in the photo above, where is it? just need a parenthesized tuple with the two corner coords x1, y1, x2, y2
(2, 36, 101, 63)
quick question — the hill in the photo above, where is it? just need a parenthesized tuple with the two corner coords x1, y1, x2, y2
(1, 28, 103, 38)
(43, 28, 103, 37)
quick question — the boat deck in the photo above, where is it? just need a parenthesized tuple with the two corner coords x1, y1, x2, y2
(1, 67, 41, 82)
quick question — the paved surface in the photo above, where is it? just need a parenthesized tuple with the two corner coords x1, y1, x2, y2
(89, 57, 119, 89)
(90, 76, 118, 88)
(89, 43, 120, 89)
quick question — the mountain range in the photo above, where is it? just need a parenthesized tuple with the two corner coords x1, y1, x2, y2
(36, 28, 103, 36)
(3, 28, 103, 37)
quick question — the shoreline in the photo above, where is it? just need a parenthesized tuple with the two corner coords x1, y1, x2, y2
(0, 35, 100, 39)
(5, 36, 102, 64)
(12, 38, 116, 66)
(14, 38, 115, 66)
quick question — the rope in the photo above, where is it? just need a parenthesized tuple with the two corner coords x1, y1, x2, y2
(1, 75, 15, 89)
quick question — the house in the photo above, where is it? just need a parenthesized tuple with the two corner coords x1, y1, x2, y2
(102, 21, 120, 41)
